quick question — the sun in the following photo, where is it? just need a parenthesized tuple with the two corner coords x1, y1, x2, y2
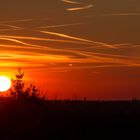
(0, 76, 11, 92)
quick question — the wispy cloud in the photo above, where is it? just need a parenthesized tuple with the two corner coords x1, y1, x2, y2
(66, 4, 94, 11)
(0, 37, 44, 49)
(0, 0, 139, 98)
(0, 33, 139, 72)
(0, 19, 35, 24)
(61, 0, 80, 4)
(40, 30, 116, 48)
(0, 35, 95, 45)
(0, 18, 52, 24)
(85, 13, 140, 18)
(38, 22, 86, 29)
(0, 10, 139, 73)
(0, 24, 23, 31)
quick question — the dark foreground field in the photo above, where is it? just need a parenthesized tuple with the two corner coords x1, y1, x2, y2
(0, 98, 140, 139)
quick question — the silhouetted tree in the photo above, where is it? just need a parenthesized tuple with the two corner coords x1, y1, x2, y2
(10, 68, 42, 101)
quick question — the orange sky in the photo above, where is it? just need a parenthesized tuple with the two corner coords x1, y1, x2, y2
(0, 0, 140, 100)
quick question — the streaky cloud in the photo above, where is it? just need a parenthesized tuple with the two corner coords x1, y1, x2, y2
(40, 30, 116, 48)
(0, 19, 35, 24)
(0, 24, 22, 31)
(49, 63, 140, 71)
(0, 37, 45, 49)
(0, 35, 93, 45)
(24, 62, 140, 73)
(67, 4, 94, 11)
(38, 22, 86, 29)
(1, 24, 22, 30)
(0, 42, 130, 61)
(114, 43, 133, 47)
(85, 13, 140, 18)
(0, 18, 52, 24)
(61, 0, 80, 4)
(0, 36, 138, 67)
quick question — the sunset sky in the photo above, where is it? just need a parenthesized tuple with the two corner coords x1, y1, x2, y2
(0, 0, 140, 100)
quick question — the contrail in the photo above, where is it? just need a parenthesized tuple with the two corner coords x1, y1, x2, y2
(85, 13, 140, 18)
(67, 4, 94, 11)
(0, 19, 34, 24)
(0, 24, 23, 31)
(0, 35, 95, 45)
(40, 30, 116, 48)
(0, 18, 52, 24)
(38, 22, 86, 29)
(61, 0, 80, 4)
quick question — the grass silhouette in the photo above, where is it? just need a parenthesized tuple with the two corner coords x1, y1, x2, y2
(0, 99, 139, 139)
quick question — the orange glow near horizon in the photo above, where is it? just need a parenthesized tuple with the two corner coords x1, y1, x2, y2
(0, 0, 140, 100)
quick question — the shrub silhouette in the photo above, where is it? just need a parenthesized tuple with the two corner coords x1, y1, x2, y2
(10, 68, 42, 101)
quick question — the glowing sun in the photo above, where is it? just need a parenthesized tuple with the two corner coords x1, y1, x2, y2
(0, 76, 11, 92)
